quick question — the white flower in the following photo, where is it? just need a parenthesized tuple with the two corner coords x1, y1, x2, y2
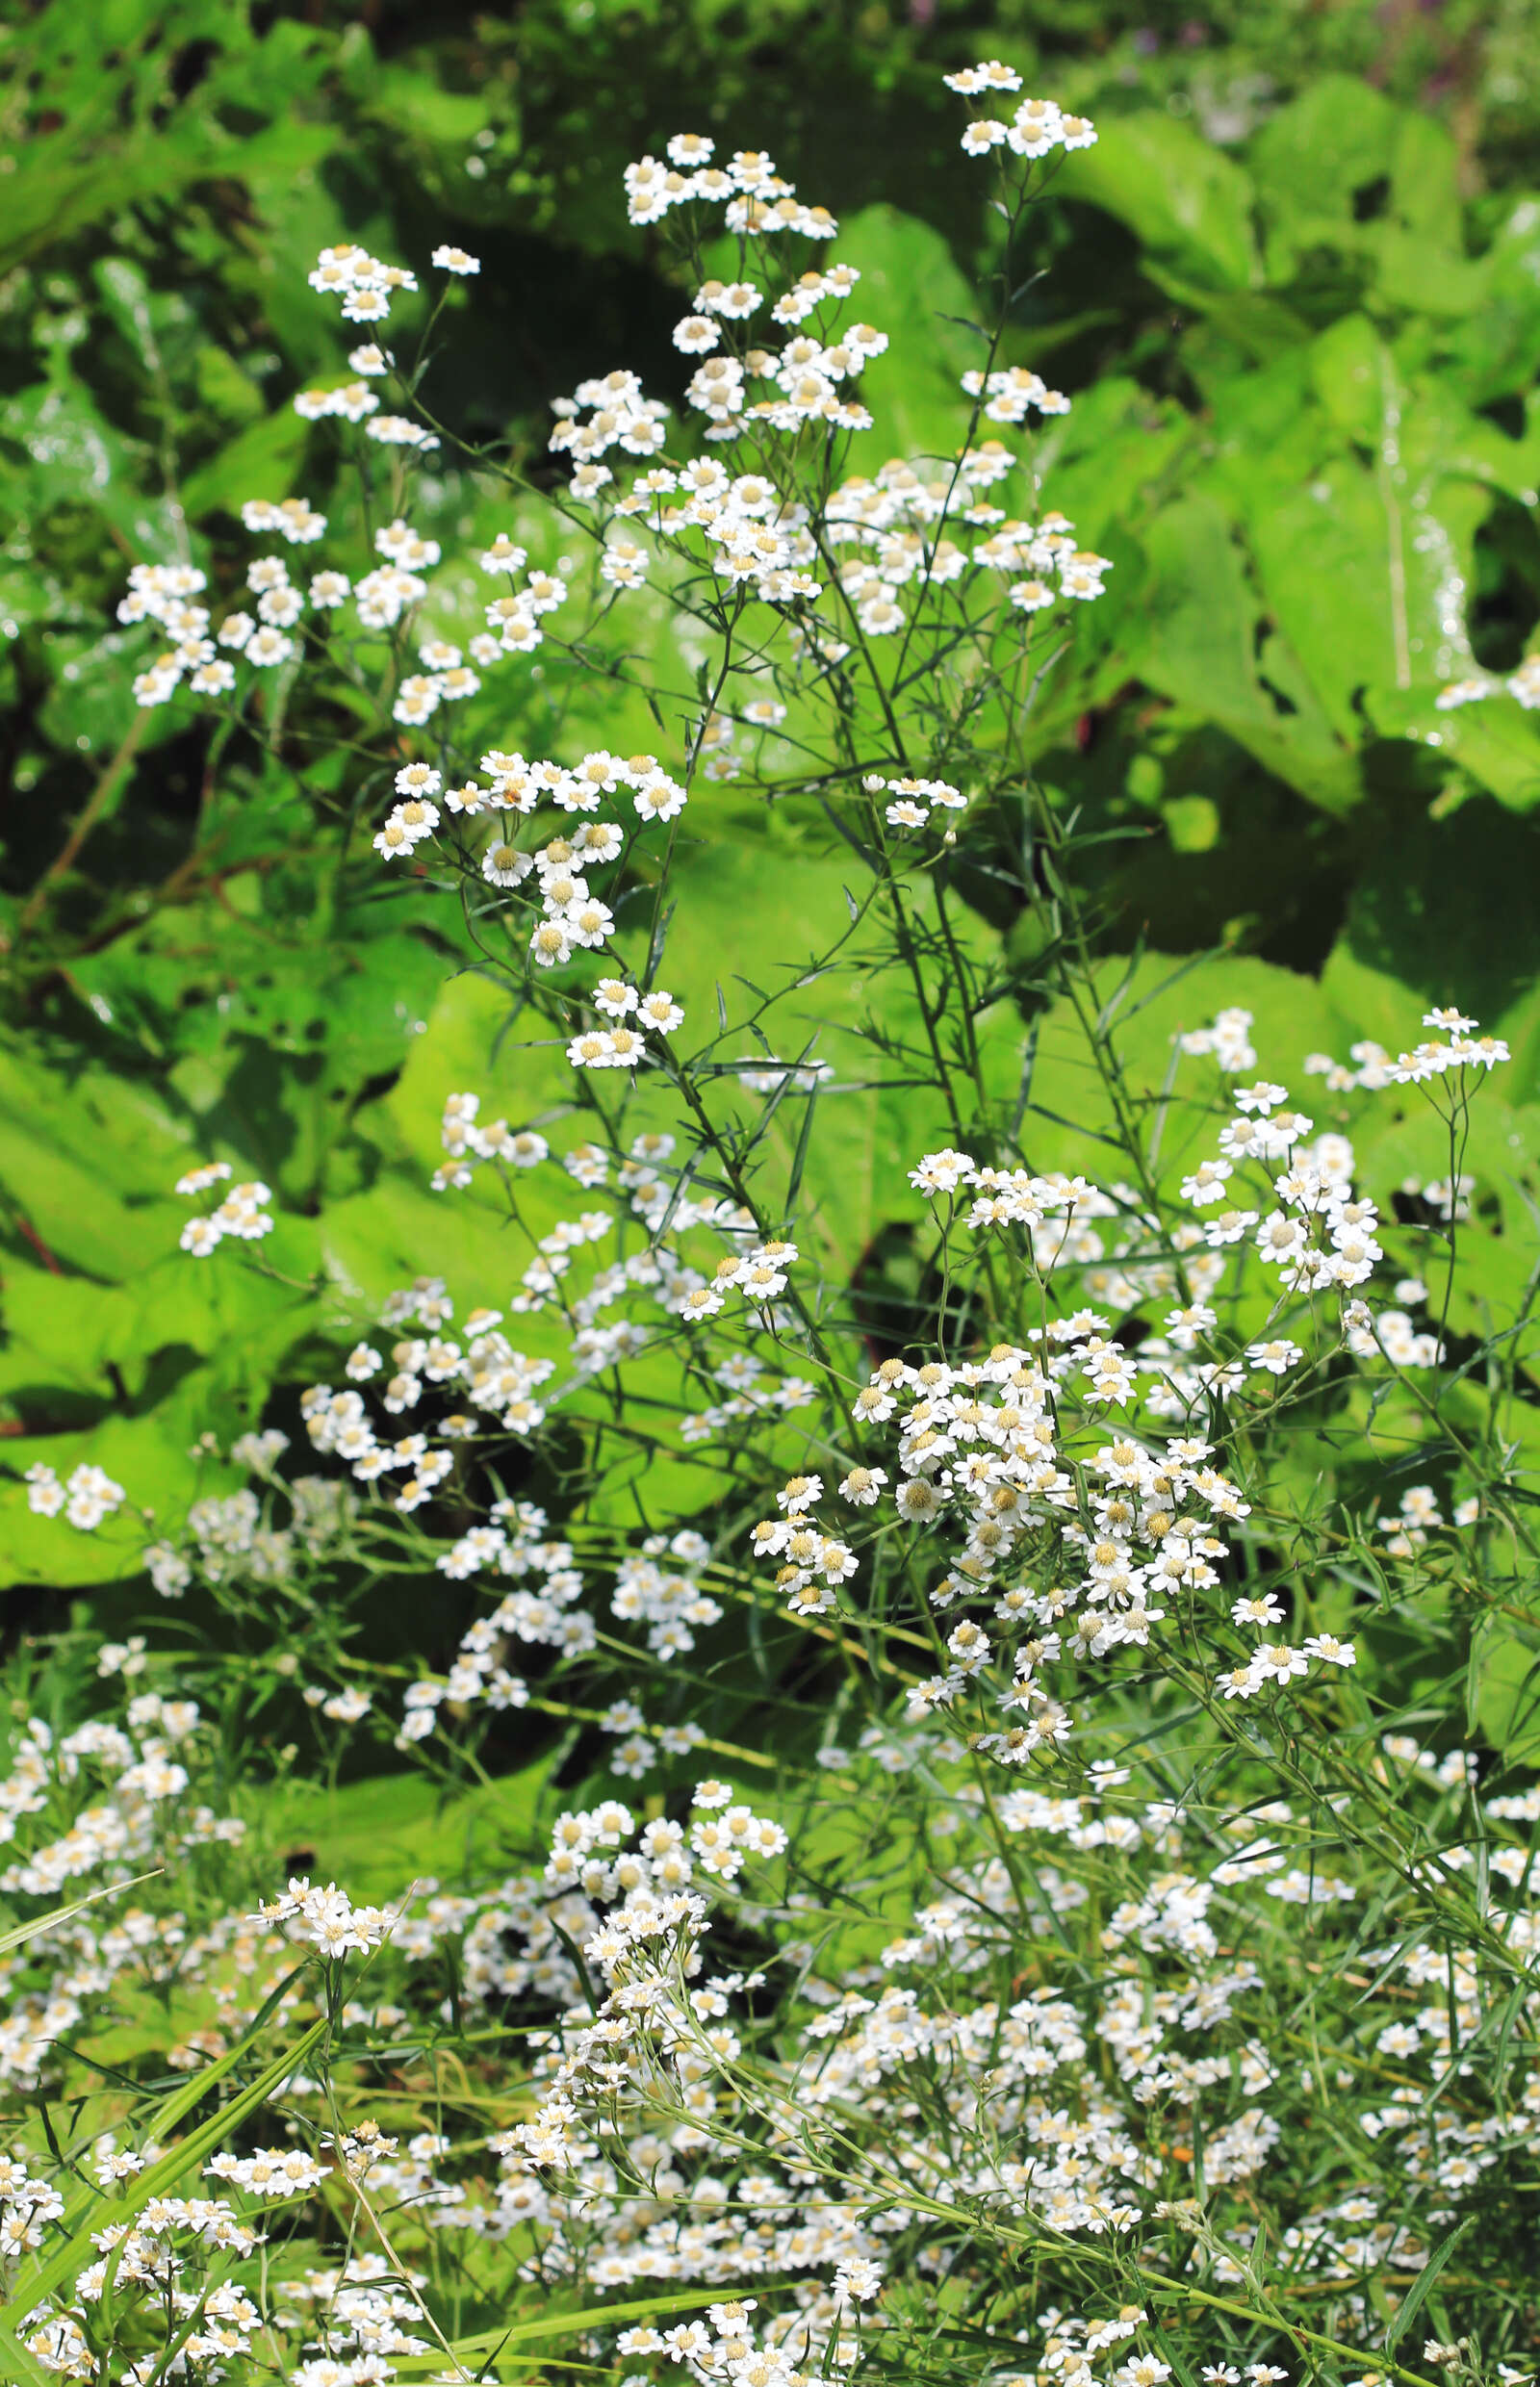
(637, 989, 684, 1033)
(1304, 1633, 1357, 1666)
(910, 1148, 976, 1194)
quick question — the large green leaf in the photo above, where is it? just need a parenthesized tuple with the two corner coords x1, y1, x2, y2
(178, 405, 311, 523)
(1370, 687, 1540, 814)
(1244, 459, 1482, 733)
(1054, 113, 1261, 293)
(1322, 801, 1540, 1091)
(0, 371, 178, 554)
(0, 1044, 193, 1278)
(1237, 335, 1498, 738)
(1247, 73, 1399, 244)
(621, 836, 1024, 1254)
(0, 2, 335, 274)
(1131, 495, 1361, 812)
(69, 888, 452, 1206)
(261, 1763, 549, 1900)
(1443, 202, 1540, 405)
(1474, 1618, 1540, 1765)
(1246, 76, 1482, 325)
(0, 1398, 245, 1591)
(1014, 947, 1341, 1186)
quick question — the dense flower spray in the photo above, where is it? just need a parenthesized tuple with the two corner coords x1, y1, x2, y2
(4, 59, 1538, 2387)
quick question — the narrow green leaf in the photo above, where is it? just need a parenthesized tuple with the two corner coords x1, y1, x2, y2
(1383, 2213, 1476, 2355)
(0, 2014, 326, 2330)
(0, 1871, 161, 1958)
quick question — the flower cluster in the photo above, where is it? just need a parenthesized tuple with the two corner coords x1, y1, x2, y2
(1314, 1004, 1508, 1083)
(205, 2144, 329, 2198)
(23, 1460, 125, 1531)
(253, 1877, 402, 1957)
(173, 1160, 275, 1255)
(623, 137, 839, 237)
(4, 1588, 1539, 2386)
(372, 755, 703, 1078)
(943, 63, 1099, 160)
(831, 465, 1111, 633)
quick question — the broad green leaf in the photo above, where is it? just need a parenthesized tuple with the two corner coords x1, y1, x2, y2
(621, 835, 1022, 1259)
(1321, 805, 1540, 1088)
(1309, 312, 1384, 448)
(36, 629, 160, 758)
(0, 1043, 195, 1277)
(1054, 113, 1260, 293)
(178, 405, 311, 523)
(193, 343, 270, 428)
(1474, 1624, 1540, 1765)
(1365, 687, 1540, 816)
(1132, 495, 1361, 812)
(1247, 74, 1397, 266)
(0, 1, 335, 272)
(1384, 110, 1466, 258)
(68, 891, 452, 1205)
(1033, 375, 1195, 539)
(0, 372, 175, 552)
(0, 1394, 251, 1590)
(263, 1764, 549, 1901)
(1243, 426, 1487, 735)
(1137, 258, 1309, 365)
(1444, 199, 1540, 405)
(1204, 345, 1323, 497)
(360, 63, 490, 149)
(374, 960, 578, 1168)
(1248, 80, 1478, 326)
(1374, 226, 1487, 321)
(1016, 948, 1341, 1188)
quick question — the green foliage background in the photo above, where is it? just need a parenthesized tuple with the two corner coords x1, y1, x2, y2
(5, 0, 1540, 1631)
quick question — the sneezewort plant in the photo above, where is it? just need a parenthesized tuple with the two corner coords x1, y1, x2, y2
(3, 61, 1539, 2387)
